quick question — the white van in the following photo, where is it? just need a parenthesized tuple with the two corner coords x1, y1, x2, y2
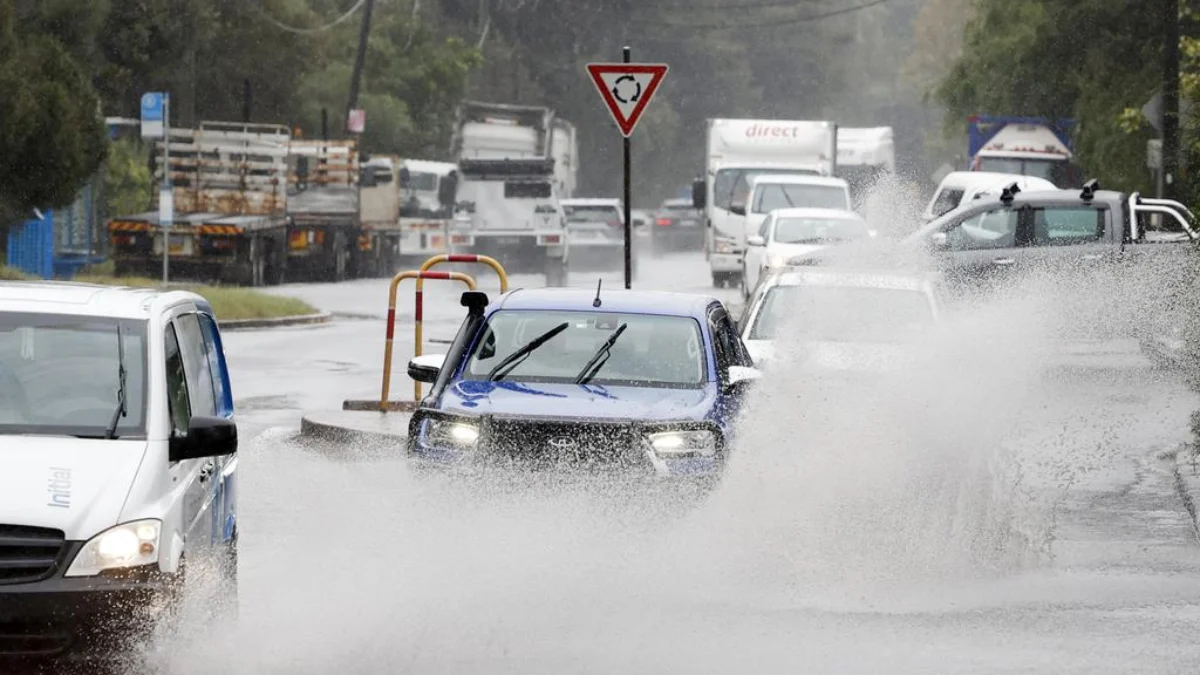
(922, 171, 1057, 223)
(731, 175, 852, 254)
(0, 282, 238, 658)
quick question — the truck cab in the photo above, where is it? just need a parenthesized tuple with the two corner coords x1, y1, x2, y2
(398, 159, 458, 218)
(967, 116, 1084, 188)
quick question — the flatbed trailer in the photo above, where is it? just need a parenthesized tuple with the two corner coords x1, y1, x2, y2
(286, 140, 362, 282)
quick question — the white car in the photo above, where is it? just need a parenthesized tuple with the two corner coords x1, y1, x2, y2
(741, 208, 873, 299)
(561, 197, 632, 272)
(922, 171, 1057, 223)
(0, 282, 239, 658)
(738, 268, 942, 371)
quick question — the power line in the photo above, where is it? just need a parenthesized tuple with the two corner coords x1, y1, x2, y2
(636, 0, 890, 30)
(247, 0, 367, 35)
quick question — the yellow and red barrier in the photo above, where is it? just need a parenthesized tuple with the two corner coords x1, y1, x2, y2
(380, 270, 477, 411)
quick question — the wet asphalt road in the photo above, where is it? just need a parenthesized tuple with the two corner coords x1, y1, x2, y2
(146, 249, 1200, 674)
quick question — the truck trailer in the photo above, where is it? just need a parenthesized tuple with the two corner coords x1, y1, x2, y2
(107, 121, 291, 286)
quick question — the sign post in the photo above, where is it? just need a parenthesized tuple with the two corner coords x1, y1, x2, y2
(586, 51, 668, 289)
(141, 92, 172, 283)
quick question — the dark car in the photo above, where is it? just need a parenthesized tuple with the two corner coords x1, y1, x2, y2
(405, 288, 761, 482)
(651, 198, 706, 255)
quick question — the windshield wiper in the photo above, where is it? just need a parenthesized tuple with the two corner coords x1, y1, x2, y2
(104, 324, 127, 440)
(486, 322, 569, 382)
(574, 323, 628, 385)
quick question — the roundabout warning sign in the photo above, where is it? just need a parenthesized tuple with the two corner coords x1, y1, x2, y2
(586, 62, 669, 137)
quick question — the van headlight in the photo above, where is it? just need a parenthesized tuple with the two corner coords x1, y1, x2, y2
(65, 519, 162, 577)
(645, 430, 716, 458)
(422, 418, 480, 449)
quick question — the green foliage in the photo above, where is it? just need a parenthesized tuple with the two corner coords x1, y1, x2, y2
(0, 0, 108, 216)
(935, 0, 1165, 193)
(101, 139, 152, 220)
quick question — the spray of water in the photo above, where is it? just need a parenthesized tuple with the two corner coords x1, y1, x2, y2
(99, 178, 1198, 674)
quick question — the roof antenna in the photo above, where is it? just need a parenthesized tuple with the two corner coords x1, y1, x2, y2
(593, 278, 603, 308)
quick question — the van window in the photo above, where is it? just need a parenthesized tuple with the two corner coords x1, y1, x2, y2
(165, 324, 191, 434)
(752, 184, 849, 213)
(175, 314, 217, 417)
(197, 313, 233, 417)
(931, 188, 964, 217)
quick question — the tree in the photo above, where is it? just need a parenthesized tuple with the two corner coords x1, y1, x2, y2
(0, 0, 107, 217)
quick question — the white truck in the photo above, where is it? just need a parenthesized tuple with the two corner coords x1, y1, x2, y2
(835, 126, 895, 206)
(448, 100, 577, 285)
(691, 118, 838, 288)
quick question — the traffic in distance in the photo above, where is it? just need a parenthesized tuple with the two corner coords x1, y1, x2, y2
(4, 89, 1200, 670)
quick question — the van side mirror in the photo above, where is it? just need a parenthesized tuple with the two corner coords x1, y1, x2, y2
(169, 416, 238, 462)
(692, 179, 706, 209)
(408, 354, 446, 384)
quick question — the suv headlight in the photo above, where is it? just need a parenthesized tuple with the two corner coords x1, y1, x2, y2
(65, 519, 162, 577)
(645, 430, 716, 458)
(422, 418, 480, 449)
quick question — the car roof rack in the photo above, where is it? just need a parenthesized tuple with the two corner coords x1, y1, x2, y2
(999, 182, 1021, 204)
(1080, 179, 1100, 201)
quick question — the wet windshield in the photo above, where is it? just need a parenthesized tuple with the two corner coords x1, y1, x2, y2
(749, 285, 935, 342)
(464, 311, 706, 387)
(752, 184, 849, 213)
(0, 313, 147, 437)
(773, 216, 870, 244)
(714, 168, 821, 210)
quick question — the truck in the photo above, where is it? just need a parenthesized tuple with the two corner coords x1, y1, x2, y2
(107, 121, 292, 286)
(835, 126, 895, 206)
(448, 100, 577, 285)
(691, 118, 838, 288)
(285, 139, 363, 282)
(967, 116, 1083, 188)
(394, 158, 457, 265)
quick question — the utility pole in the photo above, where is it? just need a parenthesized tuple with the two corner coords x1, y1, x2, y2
(345, 0, 376, 135)
(1163, 0, 1181, 200)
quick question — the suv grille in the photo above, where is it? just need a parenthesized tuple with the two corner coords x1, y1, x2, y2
(0, 525, 65, 585)
(486, 418, 645, 470)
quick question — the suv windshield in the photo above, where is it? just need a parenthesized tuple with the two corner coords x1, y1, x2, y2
(774, 216, 870, 244)
(753, 184, 849, 213)
(0, 313, 148, 437)
(464, 310, 707, 388)
(713, 168, 821, 210)
(750, 285, 935, 343)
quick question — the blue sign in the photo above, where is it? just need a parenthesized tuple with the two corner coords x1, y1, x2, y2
(140, 93, 164, 122)
(140, 92, 167, 139)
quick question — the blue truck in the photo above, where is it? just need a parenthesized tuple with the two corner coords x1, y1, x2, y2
(967, 115, 1083, 188)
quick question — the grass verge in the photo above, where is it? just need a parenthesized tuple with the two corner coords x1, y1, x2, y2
(1, 265, 317, 322)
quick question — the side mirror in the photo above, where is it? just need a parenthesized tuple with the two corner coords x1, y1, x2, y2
(729, 203, 746, 216)
(746, 235, 765, 247)
(408, 353, 446, 384)
(930, 231, 949, 249)
(438, 172, 459, 209)
(692, 179, 706, 209)
(169, 416, 238, 462)
(724, 365, 763, 395)
(359, 166, 378, 188)
(398, 167, 411, 186)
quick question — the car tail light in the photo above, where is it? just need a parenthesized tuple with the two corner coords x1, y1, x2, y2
(656, 218, 672, 226)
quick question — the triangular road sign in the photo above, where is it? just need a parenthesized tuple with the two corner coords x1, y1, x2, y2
(586, 62, 669, 137)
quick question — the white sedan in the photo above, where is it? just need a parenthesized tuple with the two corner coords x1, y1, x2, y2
(741, 208, 873, 299)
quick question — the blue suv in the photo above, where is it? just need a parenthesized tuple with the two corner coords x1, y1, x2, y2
(405, 288, 761, 479)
